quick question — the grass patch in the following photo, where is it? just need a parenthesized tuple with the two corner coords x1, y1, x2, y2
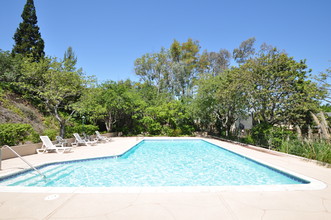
(280, 140, 331, 164)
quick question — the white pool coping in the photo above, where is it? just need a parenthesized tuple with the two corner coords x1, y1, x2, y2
(0, 137, 327, 193)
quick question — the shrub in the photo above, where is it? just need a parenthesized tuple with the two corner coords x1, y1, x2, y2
(0, 123, 33, 146)
(161, 126, 182, 137)
(65, 124, 99, 138)
(25, 130, 40, 143)
(251, 123, 293, 149)
(43, 129, 58, 140)
(171, 128, 182, 137)
(147, 122, 162, 135)
(241, 135, 254, 145)
(179, 124, 194, 135)
(280, 140, 331, 164)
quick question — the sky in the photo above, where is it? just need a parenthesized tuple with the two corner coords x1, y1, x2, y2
(1, 0, 330, 83)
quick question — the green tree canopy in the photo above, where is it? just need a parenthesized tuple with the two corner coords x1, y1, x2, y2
(242, 46, 322, 127)
(17, 55, 86, 137)
(135, 38, 203, 99)
(194, 67, 249, 136)
(0, 50, 22, 88)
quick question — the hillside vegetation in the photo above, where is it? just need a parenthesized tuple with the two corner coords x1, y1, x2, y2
(0, 90, 45, 133)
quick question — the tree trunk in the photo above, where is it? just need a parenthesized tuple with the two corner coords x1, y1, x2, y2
(105, 112, 115, 132)
(105, 120, 111, 132)
(53, 105, 75, 138)
(59, 122, 65, 138)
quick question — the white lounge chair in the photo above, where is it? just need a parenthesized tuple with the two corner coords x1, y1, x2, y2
(73, 133, 97, 146)
(95, 131, 111, 142)
(37, 136, 73, 154)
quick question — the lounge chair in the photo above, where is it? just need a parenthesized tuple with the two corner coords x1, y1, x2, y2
(73, 133, 97, 146)
(37, 136, 73, 154)
(95, 131, 111, 142)
(56, 136, 68, 146)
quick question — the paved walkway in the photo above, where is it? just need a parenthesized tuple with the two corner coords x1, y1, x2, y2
(0, 137, 330, 219)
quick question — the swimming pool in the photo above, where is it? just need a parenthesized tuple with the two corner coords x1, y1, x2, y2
(0, 139, 310, 188)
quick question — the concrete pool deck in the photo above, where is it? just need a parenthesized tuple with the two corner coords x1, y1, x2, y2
(0, 137, 330, 219)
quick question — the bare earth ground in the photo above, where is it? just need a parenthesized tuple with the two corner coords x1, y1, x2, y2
(0, 137, 330, 220)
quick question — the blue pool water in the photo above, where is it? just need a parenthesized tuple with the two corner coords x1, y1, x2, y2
(0, 139, 309, 187)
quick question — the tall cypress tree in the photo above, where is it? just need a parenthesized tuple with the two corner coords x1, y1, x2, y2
(12, 0, 45, 61)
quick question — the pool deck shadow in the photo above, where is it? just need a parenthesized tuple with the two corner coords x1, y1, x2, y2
(0, 137, 330, 220)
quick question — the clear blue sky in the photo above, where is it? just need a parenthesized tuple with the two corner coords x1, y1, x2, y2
(1, 0, 330, 82)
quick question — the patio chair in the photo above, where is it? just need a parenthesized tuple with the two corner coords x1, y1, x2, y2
(82, 132, 95, 142)
(37, 136, 73, 154)
(56, 136, 68, 147)
(73, 133, 97, 146)
(95, 131, 111, 142)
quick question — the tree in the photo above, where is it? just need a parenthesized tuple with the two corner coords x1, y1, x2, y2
(233, 37, 256, 65)
(200, 49, 231, 76)
(12, 0, 45, 61)
(194, 68, 249, 136)
(73, 86, 104, 125)
(76, 80, 139, 133)
(18, 56, 86, 137)
(135, 39, 203, 99)
(0, 50, 22, 88)
(134, 49, 169, 95)
(242, 46, 321, 127)
(172, 38, 201, 97)
(63, 46, 78, 72)
(314, 65, 331, 104)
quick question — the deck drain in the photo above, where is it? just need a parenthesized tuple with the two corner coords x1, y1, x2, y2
(44, 194, 59, 201)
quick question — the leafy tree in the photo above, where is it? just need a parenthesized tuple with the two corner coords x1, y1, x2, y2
(172, 38, 201, 97)
(100, 81, 133, 132)
(314, 65, 331, 104)
(193, 73, 220, 133)
(134, 49, 169, 95)
(135, 38, 203, 99)
(170, 40, 181, 62)
(233, 37, 256, 65)
(76, 80, 140, 133)
(320, 104, 331, 112)
(63, 46, 78, 72)
(18, 56, 86, 137)
(194, 68, 249, 136)
(138, 98, 193, 136)
(12, 0, 45, 61)
(0, 50, 22, 88)
(200, 49, 231, 76)
(73, 86, 104, 125)
(241, 46, 321, 127)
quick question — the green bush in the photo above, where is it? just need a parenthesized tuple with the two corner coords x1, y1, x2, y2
(27, 130, 41, 143)
(147, 122, 162, 135)
(179, 124, 194, 135)
(241, 135, 254, 145)
(251, 123, 293, 149)
(43, 129, 58, 140)
(161, 126, 182, 137)
(65, 124, 99, 138)
(0, 123, 33, 146)
(171, 128, 182, 137)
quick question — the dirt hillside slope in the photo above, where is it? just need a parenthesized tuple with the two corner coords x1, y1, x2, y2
(0, 91, 46, 133)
